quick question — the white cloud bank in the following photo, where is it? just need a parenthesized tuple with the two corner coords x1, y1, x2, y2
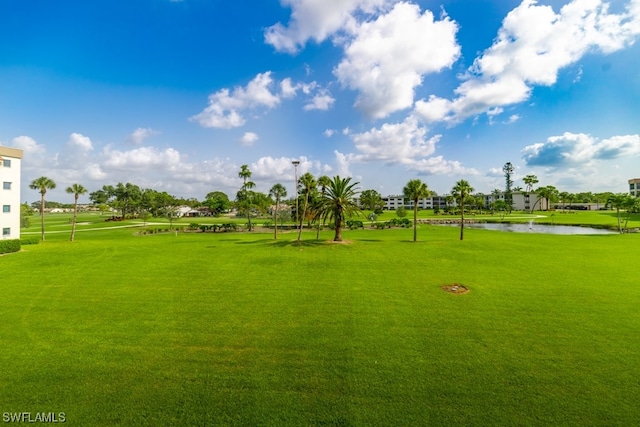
(191, 72, 335, 129)
(264, 0, 390, 53)
(334, 2, 460, 119)
(414, 0, 640, 124)
(522, 132, 640, 166)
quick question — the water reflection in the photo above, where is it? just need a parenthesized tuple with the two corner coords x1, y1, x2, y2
(446, 222, 615, 235)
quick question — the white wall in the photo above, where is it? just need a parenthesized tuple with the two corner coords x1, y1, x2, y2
(0, 146, 23, 240)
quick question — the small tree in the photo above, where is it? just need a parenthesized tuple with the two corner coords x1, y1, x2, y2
(403, 179, 429, 242)
(237, 165, 255, 231)
(315, 175, 331, 239)
(65, 183, 87, 241)
(451, 179, 474, 241)
(20, 203, 33, 228)
(269, 183, 287, 240)
(297, 172, 316, 242)
(29, 176, 56, 241)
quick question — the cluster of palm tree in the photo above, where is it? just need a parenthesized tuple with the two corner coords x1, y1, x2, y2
(266, 171, 360, 242)
(29, 176, 86, 241)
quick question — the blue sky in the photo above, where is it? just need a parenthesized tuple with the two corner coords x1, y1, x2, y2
(2, 0, 640, 203)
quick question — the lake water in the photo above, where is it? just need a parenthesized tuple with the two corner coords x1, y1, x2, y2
(447, 222, 616, 235)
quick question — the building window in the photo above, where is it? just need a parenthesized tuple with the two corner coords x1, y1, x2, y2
(2, 182, 10, 190)
(2, 228, 9, 236)
(2, 205, 10, 213)
(2, 159, 10, 167)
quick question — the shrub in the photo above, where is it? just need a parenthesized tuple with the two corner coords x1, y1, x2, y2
(396, 206, 407, 218)
(0, 239, 21, 254)
(20, 237, 40, 246)
(346, 219, 364, 229)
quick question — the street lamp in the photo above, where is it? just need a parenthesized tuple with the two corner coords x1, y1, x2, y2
(292, 160, 300, 239)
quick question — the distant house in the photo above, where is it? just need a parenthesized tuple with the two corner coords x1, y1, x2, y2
(629, 178, 640, 197)
(0, 145, 24, 240)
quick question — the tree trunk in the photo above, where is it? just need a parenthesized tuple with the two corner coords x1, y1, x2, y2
(460, 201, 465, 240)
(40, 194, 46, 241)
(334, 210, 343, 242)
(70, 194, 79, 241)
(273, 202, 278, 240)
(413, 202, 418, 242)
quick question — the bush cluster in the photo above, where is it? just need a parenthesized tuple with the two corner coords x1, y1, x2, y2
(0, 239, 21, 254)
(20, 237, 40, 245)
(371, 218, 412, 229)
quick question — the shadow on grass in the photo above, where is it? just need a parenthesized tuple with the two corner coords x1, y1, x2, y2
(268, 239, 342, 248)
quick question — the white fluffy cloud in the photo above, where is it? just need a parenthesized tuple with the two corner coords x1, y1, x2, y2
(522, 132, 640, 166)
(414, 0, 640, 124)
(334, 2, 460, 119)
(336, 116, 477, 175)
(102, 146, 182, 170)
(191, 72, 335, 128)
(304, 90, 335, 111)
(239, 132, 259, 146)
(129, 128, 160, 145)
(264, 0, 389, 53)
(349, 117, 436, 163)
(250, 155, 329, 181)
(190, 72, 282, 129)
(68, 133, 94, 151)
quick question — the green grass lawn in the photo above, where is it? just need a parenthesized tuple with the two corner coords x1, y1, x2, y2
(3, 218, 640, 425)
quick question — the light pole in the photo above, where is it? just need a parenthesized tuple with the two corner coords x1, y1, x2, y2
(292, 160, 300, 239)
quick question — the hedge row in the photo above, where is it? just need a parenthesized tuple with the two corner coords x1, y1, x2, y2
(0, 239, 20, 254)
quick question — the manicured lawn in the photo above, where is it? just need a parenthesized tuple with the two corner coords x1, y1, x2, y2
(3, 222, 640, 425)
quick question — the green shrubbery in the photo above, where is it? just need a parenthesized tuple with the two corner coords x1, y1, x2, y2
(0, 239, 20, 254)
(20, 237, 40, 245)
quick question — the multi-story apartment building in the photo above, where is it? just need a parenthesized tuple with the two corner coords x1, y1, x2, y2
(382, 191, 543, 212)
(0, 146, 24, 240)
(381, 195, 448, 211)
(629, 178, 640, 197)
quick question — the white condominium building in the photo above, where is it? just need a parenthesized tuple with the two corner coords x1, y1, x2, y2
(0, 146, 24, 240)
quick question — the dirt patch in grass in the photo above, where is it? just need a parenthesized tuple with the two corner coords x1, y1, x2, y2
(325, 240, 354, 244)
(441, 284, 469, 294)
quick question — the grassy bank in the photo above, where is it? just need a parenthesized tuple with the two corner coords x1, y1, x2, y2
(2, 223, 639, 425)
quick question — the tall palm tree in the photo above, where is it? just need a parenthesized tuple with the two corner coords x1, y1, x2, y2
(403, 179, 429, 242)
(269, 183, 287, 240)
(452, 179, 475, 240)
(315, 175, 331, 240)
(66, 183, 87, 242)
(29, 176, 56, 241)
(297, 172, 316, 242)
(316, 176, 361, 242)
(238, 165, 255, 231)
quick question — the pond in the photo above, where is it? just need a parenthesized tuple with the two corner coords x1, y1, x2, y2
(445, 222, 616, 235)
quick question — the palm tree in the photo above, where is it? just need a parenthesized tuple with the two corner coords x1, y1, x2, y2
(66, 183, 87, 242)
(403, 179, 429, 242)
(238, 165, 255, 231)
(315, 175, 331, 240)
(297, 172, 316, 242)
(315, 176, 361, 242)
(29, 176, 56, 241)
(269, 183, 287, 240)
(606, 193, 638, 234)
(531, 185, 559, 212)
(452, 180, 475, 240)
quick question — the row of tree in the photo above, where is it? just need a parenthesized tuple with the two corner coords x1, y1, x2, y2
(28, 168, 640, 242)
